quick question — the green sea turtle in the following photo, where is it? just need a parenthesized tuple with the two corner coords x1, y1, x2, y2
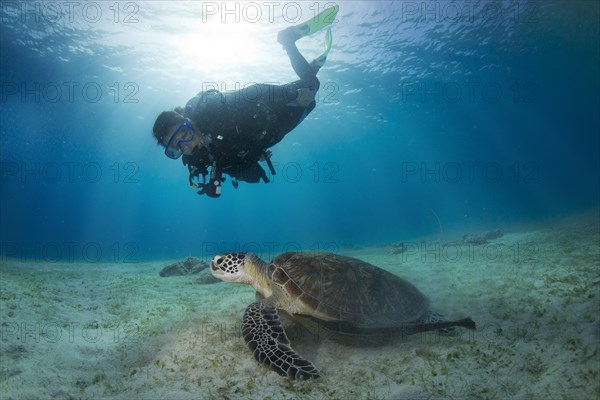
(210, 252, 475, 379)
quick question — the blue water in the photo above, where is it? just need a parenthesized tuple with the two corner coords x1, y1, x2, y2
(1, 1, 598, 262)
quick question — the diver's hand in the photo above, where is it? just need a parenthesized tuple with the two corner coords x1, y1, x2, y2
(259, 151, 272, 161)
(196, 161, 223, 197)
(197, 180, 222, 198)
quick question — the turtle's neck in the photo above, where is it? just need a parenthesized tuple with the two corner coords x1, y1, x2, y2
(245, 255, 273, 298)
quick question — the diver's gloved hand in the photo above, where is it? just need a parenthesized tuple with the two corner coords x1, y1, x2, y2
(197, 180, 222, 198)
(197, 162, 224, 198)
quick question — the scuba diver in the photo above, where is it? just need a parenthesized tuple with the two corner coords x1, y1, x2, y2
(152, 5, 339, 198)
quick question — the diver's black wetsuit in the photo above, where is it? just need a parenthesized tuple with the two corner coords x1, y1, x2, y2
(182, 39, 322, 196)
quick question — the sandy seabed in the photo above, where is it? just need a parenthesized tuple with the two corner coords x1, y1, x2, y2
(1, 210, 598, 399)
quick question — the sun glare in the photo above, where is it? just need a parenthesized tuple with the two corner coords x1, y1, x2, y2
(170, 18, 269, 77)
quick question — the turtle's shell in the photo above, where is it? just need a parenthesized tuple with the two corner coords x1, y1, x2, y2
(267, 252, 429, 326)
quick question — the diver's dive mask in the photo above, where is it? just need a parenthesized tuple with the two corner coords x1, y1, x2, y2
(164, 121, 196, 159)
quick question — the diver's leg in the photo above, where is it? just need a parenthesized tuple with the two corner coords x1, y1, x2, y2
(277, 5, 338, 79)
(277, 29, 317, 81)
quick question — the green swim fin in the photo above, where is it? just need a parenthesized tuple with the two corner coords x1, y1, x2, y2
(290, 4, 339, 39)
(312, 27, 333, 68)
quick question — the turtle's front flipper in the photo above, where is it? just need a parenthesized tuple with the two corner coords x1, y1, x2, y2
(242, 302, 320, 379)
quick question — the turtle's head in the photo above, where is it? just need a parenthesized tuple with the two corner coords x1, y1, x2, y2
(211, 252, 262, 284)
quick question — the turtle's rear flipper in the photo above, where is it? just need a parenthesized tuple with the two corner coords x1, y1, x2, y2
(242, 302, 320, 379)
(424, 313, 476, 336)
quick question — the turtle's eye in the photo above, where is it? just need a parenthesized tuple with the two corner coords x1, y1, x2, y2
(211, 256, 223, 271)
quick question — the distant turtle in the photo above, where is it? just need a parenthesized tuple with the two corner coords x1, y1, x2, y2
(210, 252, 475, 379)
